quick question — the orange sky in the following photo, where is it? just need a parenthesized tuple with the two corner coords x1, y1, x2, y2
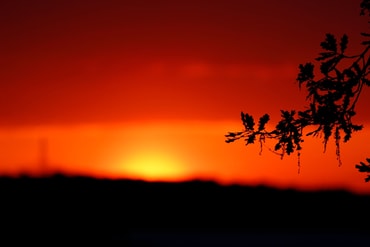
(1, 0, 369, 195)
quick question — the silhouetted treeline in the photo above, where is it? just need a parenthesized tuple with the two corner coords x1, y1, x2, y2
(0, 174, 369, 246)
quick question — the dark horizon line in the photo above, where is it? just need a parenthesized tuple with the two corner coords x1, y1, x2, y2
(1, 171, 369, 197)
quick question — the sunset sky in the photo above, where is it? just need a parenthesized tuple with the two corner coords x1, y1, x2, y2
(1, 0, 370, 194)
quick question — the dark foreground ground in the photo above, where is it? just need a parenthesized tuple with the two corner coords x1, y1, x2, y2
(0, 174, 369, 246)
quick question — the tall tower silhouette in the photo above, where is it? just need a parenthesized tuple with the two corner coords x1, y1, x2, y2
(39, 138, 48, 176)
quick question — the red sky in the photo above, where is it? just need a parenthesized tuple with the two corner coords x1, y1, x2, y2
(1, 0, 369, 194)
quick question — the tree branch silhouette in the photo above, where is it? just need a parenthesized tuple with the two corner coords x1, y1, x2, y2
(226, 0, 370, 181)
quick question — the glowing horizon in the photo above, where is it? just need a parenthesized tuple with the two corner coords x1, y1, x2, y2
(0, 120, 369, 195)
(1, 0, 369, 195)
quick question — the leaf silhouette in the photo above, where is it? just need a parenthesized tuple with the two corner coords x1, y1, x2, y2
(226, 0, 370, 182)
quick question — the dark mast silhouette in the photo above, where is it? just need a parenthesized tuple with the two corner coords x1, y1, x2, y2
(38, 137, 48, 176)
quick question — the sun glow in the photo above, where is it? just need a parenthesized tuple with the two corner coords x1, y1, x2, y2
(120, 150, 189, 182)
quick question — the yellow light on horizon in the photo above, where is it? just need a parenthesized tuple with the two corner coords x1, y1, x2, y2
(119, 150, 189, 182)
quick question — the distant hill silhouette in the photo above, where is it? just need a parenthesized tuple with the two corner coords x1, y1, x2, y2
(0, 174, 369, 246)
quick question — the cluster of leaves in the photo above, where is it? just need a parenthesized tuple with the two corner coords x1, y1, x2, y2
(225, 111, 306, 166)
(298, 32, 368, 163)
(226, 0, 370, 181)
(356, 158, 370, 182)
